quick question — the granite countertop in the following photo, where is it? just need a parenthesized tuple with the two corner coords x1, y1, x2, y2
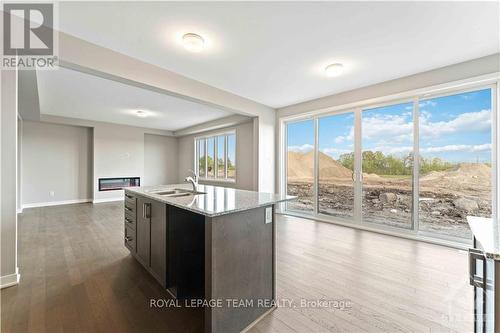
(467, 216, 500, 260)
(125, 184, 296, 217)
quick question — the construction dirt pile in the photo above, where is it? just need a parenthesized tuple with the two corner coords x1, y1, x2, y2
(287, 151, 491, 238)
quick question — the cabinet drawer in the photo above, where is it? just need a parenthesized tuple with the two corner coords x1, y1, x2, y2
(124, 214, 136, 230)
(124, 225, 136, 252)
(125, 193, 136, 206)
(124, 201, 136, 214)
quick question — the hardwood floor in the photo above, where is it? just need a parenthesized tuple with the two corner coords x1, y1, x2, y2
(1, 203, 472, 333)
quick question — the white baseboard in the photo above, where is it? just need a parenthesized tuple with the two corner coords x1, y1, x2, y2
(22, 199, 92, 209)
(92, 197, 124, 204)
(1, 268, 20, 289)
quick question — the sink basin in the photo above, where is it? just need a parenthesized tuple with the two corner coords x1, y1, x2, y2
(166, 193, 192, 198)
(149, 190, 176, 195)
(147, 188, 206, 197)
(173, 188, 206, 195)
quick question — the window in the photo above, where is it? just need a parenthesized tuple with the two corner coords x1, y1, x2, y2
(195, 131, 236, 181)
(207, 137, 215, 178)
(217, 135, 225, 178)
(197, 139, 205, 178)
(286, 119, 314, 213)
(362, 102, 414, 229)
(318, 112, 355, 218)
(283, 85, 495, 243)
(418, 89, 492, 238)
(227, 134, 236, 180)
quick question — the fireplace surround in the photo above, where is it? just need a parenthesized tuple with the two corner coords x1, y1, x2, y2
(98, 177, 140, 191)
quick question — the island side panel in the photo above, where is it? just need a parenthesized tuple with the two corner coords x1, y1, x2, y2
(205, 205, 275, 333)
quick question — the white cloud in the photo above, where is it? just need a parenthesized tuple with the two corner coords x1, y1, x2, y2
(321, 147, 351, 156)
(369, 146, 413, 155)
(420, 109, 491, 138)
(334, 127, 354, 144)
(419, 100, 437, 108)
(362, 113, 413, 144)
(288, 144, 313, 153)
(360, 109, 491, 147)
(422, 143, 491, 153)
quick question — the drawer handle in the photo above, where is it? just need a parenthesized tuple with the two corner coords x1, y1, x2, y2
(125, 194, 133, 199)
(143, 203, 152, 219)
(125, 236, 132, 242)
(125, 217, 133, 224)
(468, 248, 486, 288)
(125, 205, 133, 211)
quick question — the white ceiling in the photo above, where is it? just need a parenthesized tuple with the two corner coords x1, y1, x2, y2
(36, 67, 236, 131)
(58, 2, 500, 108)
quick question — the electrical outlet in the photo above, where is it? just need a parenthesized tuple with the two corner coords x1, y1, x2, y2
(265, 207, 272, 224)
(49, 191, 55, 197)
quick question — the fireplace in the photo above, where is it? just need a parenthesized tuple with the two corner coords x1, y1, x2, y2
(98, 177, 140, 191)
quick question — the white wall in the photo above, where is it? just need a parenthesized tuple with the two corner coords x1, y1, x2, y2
(1, 69, 19, 287)
(22, 121, 93, 206)
(177, 121, 255, 190)
(20, 116, 179, 205)
(17, 118, 22, 212)
(92, 123, 144, 202)
(59, 32, 276, 193)
(144, 134, 178, 186)
(277, 54, 500, 118)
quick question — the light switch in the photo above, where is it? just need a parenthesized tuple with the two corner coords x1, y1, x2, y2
(265, 207, 272, 224)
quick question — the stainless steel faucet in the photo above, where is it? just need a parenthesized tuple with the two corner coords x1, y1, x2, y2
(184, 170, 198, 191)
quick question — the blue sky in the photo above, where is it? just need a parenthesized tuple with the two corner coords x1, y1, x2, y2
(227, 134, 236, 165)
(287, 88, 492, 163)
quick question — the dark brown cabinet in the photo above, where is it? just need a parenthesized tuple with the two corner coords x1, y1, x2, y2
(131, 194, 168, 288)
(136, 196, 150, 266)
(149, 199, 167, 286)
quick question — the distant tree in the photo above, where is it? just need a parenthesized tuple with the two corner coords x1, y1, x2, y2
(338, 150, 455, 176)
(199, 156, 214, 172)
(227, 157, 235, 170)
(420, 156, 454, 174)
(338, 152, 354, 171)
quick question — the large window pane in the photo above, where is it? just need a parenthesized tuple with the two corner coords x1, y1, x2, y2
(419, 89, 492, 238)
(362, 102, 413, 229)
(227, 134, 236, 180)
(217, 135, 225, 178)
(198, 139, 205, 177)
(286, 120, 315, 213)
(318, 112, 355, 218)
(207, 137, 215, 178)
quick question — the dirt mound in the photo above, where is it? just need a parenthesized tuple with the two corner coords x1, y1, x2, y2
(287, 151, 352, 181)
(420, 163, 491, 199)
(287, 151, 313, 179)
(453, 163, 491, 179)
(421, 163, 491, 183)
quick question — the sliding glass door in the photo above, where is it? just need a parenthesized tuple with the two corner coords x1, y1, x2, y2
(318, 112, 356, 219)
(418, 89, 493, 239)
(361, 102, 414, 229)
(286, 119, 315, 213)
(284, 84, 495, 243)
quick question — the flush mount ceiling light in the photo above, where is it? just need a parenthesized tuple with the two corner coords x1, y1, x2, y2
(325, 63, 344, 77)
(182, 33, 205, 52)
(135, 110, 148, 118)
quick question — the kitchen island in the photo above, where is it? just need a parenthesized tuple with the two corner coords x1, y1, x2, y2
(123, 184, 294, 333)
(467, 217, 500, 333)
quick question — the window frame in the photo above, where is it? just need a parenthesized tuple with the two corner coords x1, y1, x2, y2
(279, 73, 499, 249)
(194, 130, 236, 183)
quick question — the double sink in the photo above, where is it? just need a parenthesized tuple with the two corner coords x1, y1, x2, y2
(147, 188, 206, 198)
